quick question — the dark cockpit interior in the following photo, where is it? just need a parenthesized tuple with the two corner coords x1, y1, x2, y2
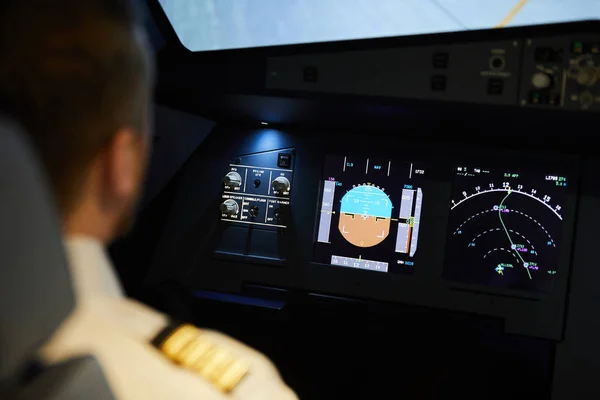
(4, 1, 600, 398)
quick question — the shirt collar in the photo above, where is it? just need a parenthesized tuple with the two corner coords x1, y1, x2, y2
(64, 236, 124, 302)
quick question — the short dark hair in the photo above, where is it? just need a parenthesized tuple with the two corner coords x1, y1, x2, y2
(0, 0, 154, 215)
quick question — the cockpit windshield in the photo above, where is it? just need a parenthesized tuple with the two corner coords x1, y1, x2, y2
(159, 0, 599, 52)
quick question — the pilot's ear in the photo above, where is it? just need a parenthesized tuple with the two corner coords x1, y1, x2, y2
(104, 128, 139, 199)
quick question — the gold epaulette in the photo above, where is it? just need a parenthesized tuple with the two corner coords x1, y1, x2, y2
(152, 322, 249, 393)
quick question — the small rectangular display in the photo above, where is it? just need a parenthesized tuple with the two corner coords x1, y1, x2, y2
(443, 165, 570, 293)
(314, 154, 427, 274)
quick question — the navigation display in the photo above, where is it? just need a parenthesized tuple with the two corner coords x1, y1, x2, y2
(314, 154, 427, 274)
(444, 165, 570, 293)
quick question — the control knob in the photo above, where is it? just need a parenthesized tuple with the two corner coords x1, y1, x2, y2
(576, 67, 598, 87)
(580, 91, 594, 108)
(220, 199, 239, 216)
(249, 206, 260, 218)
(569, 56, 599, 87)
(531, 72, 552, 90)
(272, 176, 290, 194)
(223, 171, 242, 188)
(273, 207, 286, 224)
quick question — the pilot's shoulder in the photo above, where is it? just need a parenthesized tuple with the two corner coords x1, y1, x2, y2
(152, 321, 297, 399)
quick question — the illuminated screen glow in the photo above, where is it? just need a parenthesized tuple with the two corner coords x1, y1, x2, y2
(159, 0, 599, 52)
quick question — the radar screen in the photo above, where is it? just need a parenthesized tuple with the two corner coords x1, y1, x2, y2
(314, 154, 427, 274)
(444, 166, 570, 293)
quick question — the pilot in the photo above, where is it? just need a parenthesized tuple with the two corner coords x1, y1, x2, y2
(0, 0, 297, 399)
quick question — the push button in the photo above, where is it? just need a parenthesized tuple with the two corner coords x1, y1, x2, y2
(488, 78, 503, 95)
(277, 153, 292, 169)
(431, 75, 447, 91)
(535, 47, 562, 62)
(432, 52, 449, 69)
(303, 66, 318, 83)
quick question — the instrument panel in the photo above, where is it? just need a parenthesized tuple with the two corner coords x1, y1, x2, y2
(146, 26, 600, 343)
(146, 22, 600, 398)
(149, 127, 579, 341)
(311, 155, 575, 296)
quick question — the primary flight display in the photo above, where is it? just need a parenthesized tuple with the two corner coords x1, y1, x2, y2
(314, 154, 426, 274)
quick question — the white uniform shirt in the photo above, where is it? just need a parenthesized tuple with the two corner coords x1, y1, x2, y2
(39, 236, 297, 400)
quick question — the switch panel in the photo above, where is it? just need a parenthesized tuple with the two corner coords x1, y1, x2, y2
(520, 35, 600, 111)
(266, 32, 600, 112)
(267, 40, 522, 106)
(217, 148, 295, 263)
(220, 148, 294, 230)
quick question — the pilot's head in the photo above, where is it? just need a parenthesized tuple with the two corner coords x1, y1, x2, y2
(0, 0, 154, 243)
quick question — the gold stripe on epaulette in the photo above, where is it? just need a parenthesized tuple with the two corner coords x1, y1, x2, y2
(158, 324, 249, 393)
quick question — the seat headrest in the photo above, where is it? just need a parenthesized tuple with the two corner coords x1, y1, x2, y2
(0, 118, 74, 385)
